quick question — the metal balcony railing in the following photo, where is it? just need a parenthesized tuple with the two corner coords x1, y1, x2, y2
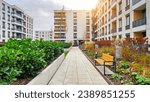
(133, 17, 146, 28)
(132, 0, 142, 6)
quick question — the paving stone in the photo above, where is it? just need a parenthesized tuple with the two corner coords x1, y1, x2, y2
(48, 47, 108, 85)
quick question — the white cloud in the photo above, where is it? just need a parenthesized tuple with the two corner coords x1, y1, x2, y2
(4, 0, 98, 31)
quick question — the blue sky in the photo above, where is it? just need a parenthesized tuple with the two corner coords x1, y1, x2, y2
(5, 0, 97, 31)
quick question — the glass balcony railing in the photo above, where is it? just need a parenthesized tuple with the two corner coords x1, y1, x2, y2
(133, 17, 146, 28)
(132, 0, 142, 6)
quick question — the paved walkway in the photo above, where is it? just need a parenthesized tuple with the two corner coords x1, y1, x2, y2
(48, 47, 108, 85)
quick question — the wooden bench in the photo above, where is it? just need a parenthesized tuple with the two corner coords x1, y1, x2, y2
(94, 53, 116, 75)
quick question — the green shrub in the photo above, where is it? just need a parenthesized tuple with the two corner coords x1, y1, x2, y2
(0, 39, 64, 84)
(0, 47, 22, 84)
(63, 42, 72, 48)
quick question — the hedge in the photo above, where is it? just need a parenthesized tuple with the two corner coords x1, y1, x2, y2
(0, 39, 64, 85)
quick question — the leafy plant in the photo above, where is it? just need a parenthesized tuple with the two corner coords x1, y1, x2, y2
(111, 74, 123, 80)
(120, 62, 130, 69)
(0, 39, 64, 84)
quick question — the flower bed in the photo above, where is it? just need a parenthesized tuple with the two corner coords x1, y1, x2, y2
(80, 42, 150, 85)
(0, 39, 65, 85)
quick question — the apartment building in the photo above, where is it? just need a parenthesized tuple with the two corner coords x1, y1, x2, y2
(34, 31, 52, 41)
(0, 0, 33, 42)
(93, 0, 150, 51)
(54, 9, 92, 45)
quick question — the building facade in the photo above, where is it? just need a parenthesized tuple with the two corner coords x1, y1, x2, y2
(54, 10, 92, 45)
(0, 0, 33, 42)
(93, 0, 150, 51)
(34, 31, 52, 41)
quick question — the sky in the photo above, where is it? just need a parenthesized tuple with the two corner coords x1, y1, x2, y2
(5, 0, 98, 31)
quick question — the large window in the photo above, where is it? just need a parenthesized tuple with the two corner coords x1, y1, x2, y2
(119, 18, 122, 28)
(126, 14, 130, 26)
(74, 33, 77, 38)
(73, 12, 77, 18)
(2, 31, 5, 38)
(2, 3, 5, 11)
(86, 12, 90, 18)
(126, 0, 130, 6)
(74, 26, 77, 32)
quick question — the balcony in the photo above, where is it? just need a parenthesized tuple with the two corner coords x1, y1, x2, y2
(133, 17, 146, 28)
(132, 0, 142, 6)
(111, 28, 117, 33)
(125, 5, 130, 11)
(54, 30, 66, 32)
(54, 37, 66, 39)
(111, 14, 117, 19)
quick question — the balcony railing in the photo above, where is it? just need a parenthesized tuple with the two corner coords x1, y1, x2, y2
(133, 17, 146, 28)
(54, 30, 66, 32)
(54, 37, 66, 39)
(132, 0, 142, 6)
(111, 28, 117, 33)
(111, 14, 117, 19)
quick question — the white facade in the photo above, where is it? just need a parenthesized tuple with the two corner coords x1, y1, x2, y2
(54, 10, 92, 45)
(93, 0, 150, 51)
(34, 31, 52, 41)
(0, 0, 33, 42)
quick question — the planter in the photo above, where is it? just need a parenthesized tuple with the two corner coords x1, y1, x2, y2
(27, 53, 65, 85)
(64, 46, 72, 52)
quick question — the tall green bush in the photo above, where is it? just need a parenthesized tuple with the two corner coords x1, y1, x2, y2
(0, 39, 64, 85)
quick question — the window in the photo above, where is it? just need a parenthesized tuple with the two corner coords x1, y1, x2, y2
(126, 14, 130, 26)
(8, 15, 10, 21)
(119, 18, 122, 28)
(2, 3, 5, 11)
(119, 35, 122, 39)
(126, 0, 130, 6)
(86, 19, 90, 25)
(86, 26, 90, 32)
(86, 12, 90, 18)
(119, 3, 122, 10)
(2, 22, 5, 29)
(2, 13, 5, 20)
(2, 31, 5, 38)
(8, 23, 10, 30)
(74, 26, 77, 32)
(126, 33, 130, 38)
(74, 33, 77, 38)
(74, 19, 77, 25)
(8, 6, 10, 13)
(119, 1, 122, 14)
(73, 12, 77, 18)
(8, 31, 10, 38)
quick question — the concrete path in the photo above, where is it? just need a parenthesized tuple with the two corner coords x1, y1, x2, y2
(48, 47, 108, 85)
